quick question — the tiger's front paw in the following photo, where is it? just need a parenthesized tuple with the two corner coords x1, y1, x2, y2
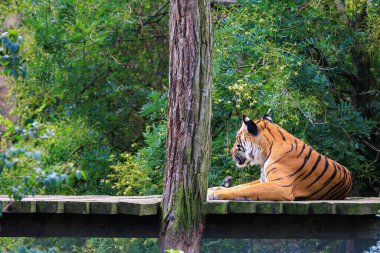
(207, 187, 225, 201)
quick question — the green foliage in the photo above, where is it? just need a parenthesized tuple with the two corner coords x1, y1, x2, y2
(0, 237, 375, 252)
(1, 0, 169, 196)
(42, 119, 113, 194)
(165, 250, 184, 253)
(13, 0, 168, 137)
(209, 0, 378, 194)
(1, 0, 379, 199)
(107, 0, 379, 194)
(0, 238, 160, 253)
(106, 92, 167, 195)
(0, 116, 87, 199)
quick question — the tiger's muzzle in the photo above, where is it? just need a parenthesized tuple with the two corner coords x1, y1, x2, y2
(233, 153, 247, 166)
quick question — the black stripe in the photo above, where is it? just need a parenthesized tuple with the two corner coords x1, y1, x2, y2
(263, 134, 271, 144)
(332, 168, 350, 198)
(297, 144, 306, 158)
(338, 179, 352, 199)
(304, 162, 338, 199)
(301, 154, 322, 181)
(336, 163, 343, 180)
(285, 143, 294, 154)
(321, 167, 337, 188)
(330, 175, 348, 199)
(321, 162, 338, 188)
(266, 167, 277, 177)
(267, 127, 276, 140)
(271, 177, 283, 181)
(237, 144, 245, 152)
(266, 155, 287, 169)
(277, 128, 286, 141)
(294, 171, 306, 182)
(278, 182, 294, 187)
(326, 168, 348, 199)
(307, 156, 329, 188)
(263, 143, 273, 165)
(318, 165, 345, 200)
(318, 177, 345, 200)
(288, 147, 313, 177)
(334, 181, 351, 200)
(334, 179, 352, 200)
(295, 140, 298, 151)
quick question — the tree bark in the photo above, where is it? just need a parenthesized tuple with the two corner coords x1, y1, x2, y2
(160, 0, 212, 252)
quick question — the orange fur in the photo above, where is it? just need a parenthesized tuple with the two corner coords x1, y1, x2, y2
(207, 116, 352, 201)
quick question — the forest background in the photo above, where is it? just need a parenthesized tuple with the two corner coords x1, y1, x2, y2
(0, 0, 379, 252)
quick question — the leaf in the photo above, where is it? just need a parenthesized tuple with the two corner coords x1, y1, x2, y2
(75, 170, 82, 180)
(1, 36, 10, 47)
(48, 248, 57, 253)
(12, 56, 19, 66)
(20, 64, 27, 79)
(81, 170, 87, 180)
(10, 68, 18, 78)
(8, 42, 19, 54)
(18, 246, 28, 253)
(8, 29, 18, 39)
(24, 176, 29, 185)
(61, 174, 70, 184)
(33, 151, 42, 161)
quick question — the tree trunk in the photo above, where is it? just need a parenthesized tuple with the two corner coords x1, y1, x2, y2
(159, 0, 212, 252)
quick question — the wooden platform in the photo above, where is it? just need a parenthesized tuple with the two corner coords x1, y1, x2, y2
(1, 195, 380, 216)
(0, 195, 379, 239)
(0, 195, 162, 216)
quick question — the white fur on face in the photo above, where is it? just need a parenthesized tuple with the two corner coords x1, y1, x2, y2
(236, 133, 263, 168)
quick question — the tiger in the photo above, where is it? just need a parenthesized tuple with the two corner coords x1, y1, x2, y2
(207, 114, 352, 201)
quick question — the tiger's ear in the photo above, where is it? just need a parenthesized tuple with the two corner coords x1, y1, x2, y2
(243, 115, 258, 136)
(262, 114, 273, 123)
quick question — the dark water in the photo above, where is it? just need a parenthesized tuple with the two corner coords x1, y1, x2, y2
(0, 238, 378, 253)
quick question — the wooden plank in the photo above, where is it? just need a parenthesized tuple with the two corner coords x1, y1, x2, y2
(203, 201, 229, 214)
(64, 201, 90, 214)
(222, 198, 380, 215)
(228, 201, 256, 214)
(282, 202, 309, 214)
(255, 202, 283, 214)
(0, 195, 161, 216)
(0, 196, 379, 216)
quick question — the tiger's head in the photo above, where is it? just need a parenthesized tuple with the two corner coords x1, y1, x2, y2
(231, 114, 273, 168)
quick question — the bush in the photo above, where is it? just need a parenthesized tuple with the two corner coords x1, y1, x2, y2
(0, 116, 86, 199)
